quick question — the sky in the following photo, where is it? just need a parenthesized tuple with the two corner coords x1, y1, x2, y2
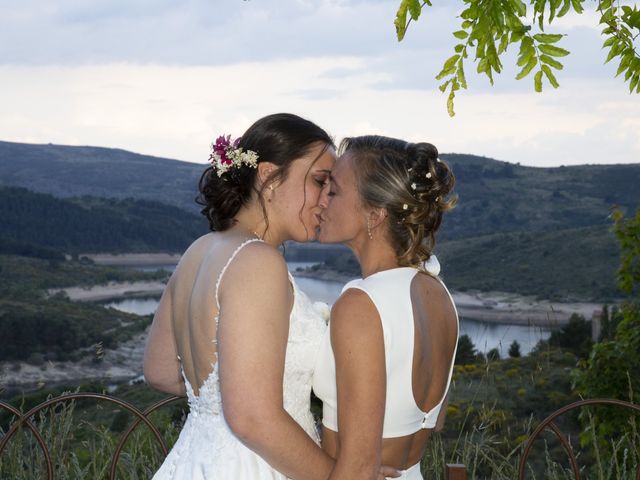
(0, 0, 638, 167)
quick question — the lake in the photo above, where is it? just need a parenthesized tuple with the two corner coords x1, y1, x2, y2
(105, 262, 551, 356)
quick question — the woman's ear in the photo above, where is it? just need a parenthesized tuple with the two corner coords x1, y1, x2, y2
(369, 207, 388, 229)
(257, 162, 277, 187)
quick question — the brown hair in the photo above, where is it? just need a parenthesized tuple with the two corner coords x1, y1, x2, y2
(340, 135, 456, 267)
(197, 113, 334, 232)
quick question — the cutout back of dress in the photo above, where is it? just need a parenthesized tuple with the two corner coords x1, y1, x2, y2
(313, 266, 459, 438)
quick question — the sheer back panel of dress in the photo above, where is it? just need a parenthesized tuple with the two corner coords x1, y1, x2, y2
(170, 234, 260, 396)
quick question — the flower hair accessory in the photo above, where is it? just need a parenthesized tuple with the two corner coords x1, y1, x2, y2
(209, 135, 259, 177)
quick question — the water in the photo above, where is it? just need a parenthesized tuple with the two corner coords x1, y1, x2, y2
(106, 262, 551, 356)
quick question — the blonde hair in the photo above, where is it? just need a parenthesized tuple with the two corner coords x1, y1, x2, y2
(340, 136, 456, 267)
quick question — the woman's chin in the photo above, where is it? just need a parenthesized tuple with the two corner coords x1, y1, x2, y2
(317, 227, 334, 244)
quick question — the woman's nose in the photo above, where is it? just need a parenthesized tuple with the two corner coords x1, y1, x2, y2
(318, 183, 330, 208)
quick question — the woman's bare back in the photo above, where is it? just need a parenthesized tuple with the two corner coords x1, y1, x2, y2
(170, 232, 260, 395)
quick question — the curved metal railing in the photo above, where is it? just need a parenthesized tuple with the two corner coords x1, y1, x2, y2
(0, 392, 183, 480)
(517, 398, 640, 480)
(2, 394, 638, 479)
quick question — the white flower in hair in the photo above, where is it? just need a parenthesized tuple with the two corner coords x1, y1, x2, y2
(209, 135, 259, 177)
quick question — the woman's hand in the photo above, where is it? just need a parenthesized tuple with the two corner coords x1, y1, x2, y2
(378, 465, 402, 479)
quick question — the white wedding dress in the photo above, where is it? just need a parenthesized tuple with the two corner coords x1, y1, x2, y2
(152, 239, 328, 479)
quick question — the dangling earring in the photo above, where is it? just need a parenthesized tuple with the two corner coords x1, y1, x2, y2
(268, 184, 274, 202)
(367, 218, 373, 240)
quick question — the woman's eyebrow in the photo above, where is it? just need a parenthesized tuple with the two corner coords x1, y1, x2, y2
(315, 169, 332, 175)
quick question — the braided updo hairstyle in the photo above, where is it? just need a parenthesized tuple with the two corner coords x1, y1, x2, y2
(196, 113, 334, 231)
(340, 135, 456, 268)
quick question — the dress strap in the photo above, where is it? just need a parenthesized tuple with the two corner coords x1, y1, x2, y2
(214, 238, 263, 312)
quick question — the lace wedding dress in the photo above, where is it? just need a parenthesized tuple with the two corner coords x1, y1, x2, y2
(152, 239, 328, 479)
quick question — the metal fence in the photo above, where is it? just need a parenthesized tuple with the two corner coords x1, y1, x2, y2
(1, 394, 638, 479)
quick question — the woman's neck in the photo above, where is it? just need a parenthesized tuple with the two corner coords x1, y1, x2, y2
(348, 236, 399, 278)
(234, 202, 284, 247)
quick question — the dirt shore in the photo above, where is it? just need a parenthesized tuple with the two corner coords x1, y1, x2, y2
(80, 252, 181, 266)
(1, 331, 147, 394)
(49, 281, 167, 302)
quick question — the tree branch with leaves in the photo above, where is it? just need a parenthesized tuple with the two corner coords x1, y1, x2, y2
(395, 0, 640, 116)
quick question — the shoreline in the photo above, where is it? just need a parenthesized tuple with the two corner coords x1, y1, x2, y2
(4, 263, 603, 394)
(293, 269, 602, 327)
(48, 262, 604, 327)
(1, 331, 148, 396)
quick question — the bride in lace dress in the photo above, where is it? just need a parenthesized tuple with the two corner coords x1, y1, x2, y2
(143, 113, 338, 479)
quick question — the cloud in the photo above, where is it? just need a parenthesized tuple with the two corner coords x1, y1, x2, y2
(1, 61, 637, 167)
(0, 1, 637, 167)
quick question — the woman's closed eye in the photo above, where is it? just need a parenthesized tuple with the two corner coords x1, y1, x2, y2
(314, 176, 330, 187)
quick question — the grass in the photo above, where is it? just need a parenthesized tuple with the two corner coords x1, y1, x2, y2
(2, 350, 638, 479)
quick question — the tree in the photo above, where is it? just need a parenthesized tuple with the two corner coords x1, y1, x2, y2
(508, 339, 522, 358)
(395, 0, 640, 115)
(487, 347, 501, 361)
(548, 313, 593, 358)
(455, 334, 477, 364)
(573, 207, 640, 437)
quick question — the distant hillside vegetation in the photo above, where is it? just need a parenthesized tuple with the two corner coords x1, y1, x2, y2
(441, 154, 640, 239)
(0, 187, 207, 253)
(0, 140, 203, 213)
(436, 224, 621, 301)
(2, 141, 639, 239)
(314, 224, 621, 301)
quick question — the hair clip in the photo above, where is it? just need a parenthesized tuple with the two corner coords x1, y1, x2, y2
(425, 172, 432, 179)
(402, 204, 408, 210)
(411, 183, 417, 190)
(407, 167, 413, 172)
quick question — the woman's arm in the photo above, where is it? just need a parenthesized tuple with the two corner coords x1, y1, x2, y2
(328, 289, 387, 480)
(217, 242, 334, 480)
(143, 276, 186, 397)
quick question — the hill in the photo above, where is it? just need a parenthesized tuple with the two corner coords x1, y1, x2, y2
(0, 140, 203, 213)
(1, 140, 639, 239)
(442, 153, 640, 238)
(0, 187, 207, 254)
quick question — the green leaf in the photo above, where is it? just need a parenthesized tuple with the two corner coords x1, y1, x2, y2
(408, 0, 422, 20)
(457, 63, 468, 89)
(511, 30, 524, 43)
(616, 62, 628, 78)
(558, 0, 571, 17)
(436, 66, 456, 80)
(534, 70, 543, 92)
(516, 56, 538, 79)
(603, 36, 616, 48)
(453, 30, 469, 39)
(630, 75, 639, 94)
(444, 54, 461, 70)
(605, 43, 622, 64)
(540, 54, 564, 69)
(439, 79, 451, 93)
(509, 0, 527, 17)
(571, 0, 584, 14)
(395, 1, 409, 41)
(477, 57, 489, 74)
(498, 33, 509, 54)
(542, 65, 560, 87)
(539, 44, 570, 57)
(455, 44, 465, 53)
(447, 90, 456, 117)
(533, 33, 564, 44)
(625, 68, 634, 81)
